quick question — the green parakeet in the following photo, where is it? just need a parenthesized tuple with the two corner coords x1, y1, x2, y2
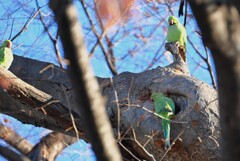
(152, 93, 175, 149)
(166, 16, 187, 61)
(0, 40, 13, 69)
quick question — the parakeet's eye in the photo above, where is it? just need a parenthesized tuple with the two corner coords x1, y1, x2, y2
(169, 19, 174, 25)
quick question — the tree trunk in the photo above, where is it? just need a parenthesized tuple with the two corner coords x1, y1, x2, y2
(188, 1, 240, 160)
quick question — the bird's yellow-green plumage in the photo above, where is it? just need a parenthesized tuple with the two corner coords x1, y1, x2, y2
(166, 16, 187, 50)
(152, 93, 175, 149)
(0, 40, 14, 69)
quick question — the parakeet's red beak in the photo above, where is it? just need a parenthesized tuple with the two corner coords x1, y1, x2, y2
(7, 42, 11, 48)
(169, 19, 174, 25)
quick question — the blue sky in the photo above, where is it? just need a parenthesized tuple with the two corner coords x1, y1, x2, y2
(0, 0, 216, 160)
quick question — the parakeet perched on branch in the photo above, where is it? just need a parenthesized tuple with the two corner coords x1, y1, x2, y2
(0, 40, 13, 69)
(152, 93, 175, 149)
(166, 16, 187, 62)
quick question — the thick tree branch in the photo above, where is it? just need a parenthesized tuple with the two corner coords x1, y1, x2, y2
(0, 66, 85, 139)
(27, 132, 77, 161)
(0, 123, 33, 155)
(0, 53, 219, 160)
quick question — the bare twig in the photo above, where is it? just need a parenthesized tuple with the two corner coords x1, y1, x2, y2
(132, 128, 156, 161)
(11, 9, 39, 41)
(160, 128, 187, 161)
(8, 18, 15, 40)
(204, 46, 217, 89)
(119, 142, 141, 161)
(188, 38, 217, 88)
(143, 131, 158, 147)
(110, 77, 121, 140)
(36, 0, 64, 68)
(127, 77, 134, 109)
(183, 0, 188, 27)
(134, 104, 188, 124)
(80, 0, 118, 75)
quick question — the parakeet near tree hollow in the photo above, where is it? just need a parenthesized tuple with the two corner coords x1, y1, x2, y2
(0, 40, 14, 69)
(166, 16, 187, 62)
(152, 93, 175, 149)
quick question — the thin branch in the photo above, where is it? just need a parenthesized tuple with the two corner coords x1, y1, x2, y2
(183, 0, 188, 27)
(11, 9, 40, 41)
(61, 84, 80, 141)
(110, 77, 121, 140)
(8, 18, 15, 40)
(130, 103, 188, 124)
(188, 38, 217, 88)
(36, 0, 64, 68)
(132, 128, 156, 161)
(143, 131, 158, 147)
(160, 128, 187, 161)
(205, 46, 217, 89)
(80, 0, 118, 75)
(127, 77, 134, 109)
(119, 142, 141, 161)
(0, 145, 30, 161)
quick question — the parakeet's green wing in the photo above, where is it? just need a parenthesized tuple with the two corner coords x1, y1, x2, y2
(152, 93, 175, 149)
(180, 24, 187, 49)
(167, 23, 186, 47)
(0, 48, 5, 62)
(0, 48, 13, 69)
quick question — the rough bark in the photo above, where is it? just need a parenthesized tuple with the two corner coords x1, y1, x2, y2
(188, 1, 240, 160)
(0, 65, 85, 139)
(0, 52, 220, 160)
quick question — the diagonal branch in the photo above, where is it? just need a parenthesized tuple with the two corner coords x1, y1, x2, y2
(0, 123, 33, 155)
(0, 66, 85, 138)
(0, 144, 30, 161)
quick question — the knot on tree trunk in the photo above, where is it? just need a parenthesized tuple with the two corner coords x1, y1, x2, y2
(165, 42, 190, 76)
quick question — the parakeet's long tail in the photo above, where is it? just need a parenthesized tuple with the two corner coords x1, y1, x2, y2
(162, 118, 171, 149)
